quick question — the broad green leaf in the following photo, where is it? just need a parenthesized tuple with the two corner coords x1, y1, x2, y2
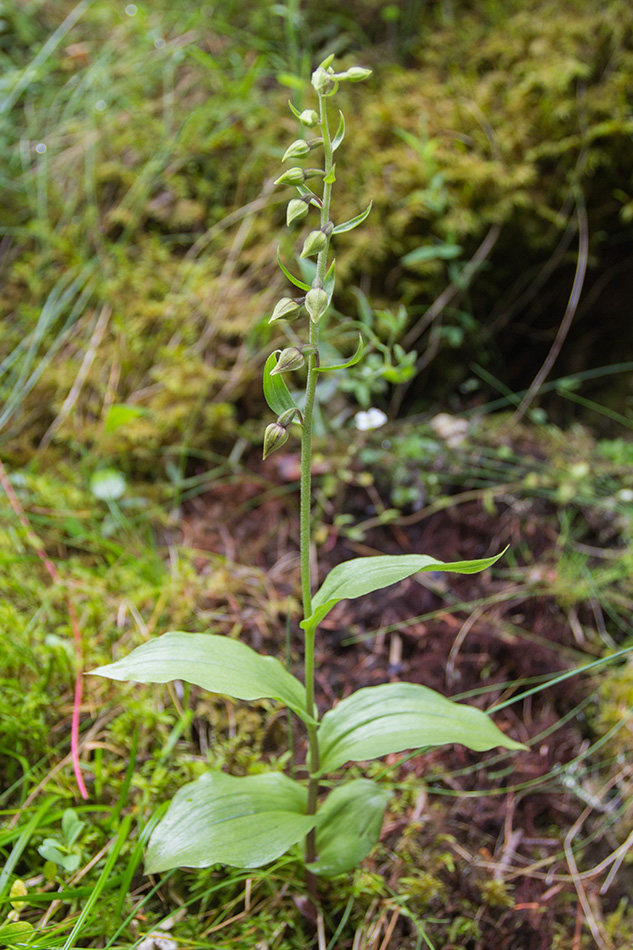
(324, 163, 336, 184)
(308, 780, 391, 877)
(263, 351, 300, 418)
(317, 334, 364, 372)
(301, 551, 506, 631)
(145, 771, 315, 873)
(277, 247, 311, 291)
(0, 921, 35, 944)
(89, 631, 310, 722)
(317, 682, 526, 775)
(331, 110, 345, 151)
(331, 201, 373, 235)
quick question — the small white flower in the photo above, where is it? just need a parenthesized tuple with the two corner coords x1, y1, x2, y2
(354, 408, 388, 431)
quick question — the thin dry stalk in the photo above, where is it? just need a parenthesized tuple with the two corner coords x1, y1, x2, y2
(514, 194, 589, 420)
(377, 907, 401, 950)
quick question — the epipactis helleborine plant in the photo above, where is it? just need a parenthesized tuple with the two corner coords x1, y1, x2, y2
(91, 56, 525, 893)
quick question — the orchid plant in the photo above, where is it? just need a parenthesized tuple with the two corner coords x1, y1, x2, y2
(91, 56, 524, 894)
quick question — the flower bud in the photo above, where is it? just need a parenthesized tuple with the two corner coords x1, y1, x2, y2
(298, 109, 319, 127)
(270, 346, 306, 374)
(263, 422, 289, 460)
(311, 65, 337, 96)
(286, 198, 309, 226)
(282, 139, 311, 162)
(300, 229, 327, 259)
(270, 297, 301, 323)
(274, 167, 306, 186)
(305, 287, 329, 324)
(277, 407, 301, 427)
(332, 66, 372, 82)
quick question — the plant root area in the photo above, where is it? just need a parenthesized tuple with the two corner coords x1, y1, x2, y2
(178, 432, 633, 950)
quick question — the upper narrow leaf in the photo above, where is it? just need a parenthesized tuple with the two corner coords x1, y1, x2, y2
(308, 779, 391, 877)
(145, 771, 315, 872)
(301, 551, 506, 631)
(317, 682, 526, 775)
(331, 110, 345, 151)
(89, 631, 310, 722)
(263, 351, 300, 418)
(317, 334, 365, 372)
(277, 247, 311, 291)
(331, 200, 373, 235)
(323, 258, 336, 303)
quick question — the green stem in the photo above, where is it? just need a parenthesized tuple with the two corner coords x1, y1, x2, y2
(302, 90, 335, 881)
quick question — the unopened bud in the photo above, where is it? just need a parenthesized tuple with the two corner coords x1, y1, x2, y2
(300, 230, 328, 259)
(332, 66, 372, 82)
(311, 65, 337, 96)
(277, 407, 301, 427)
(263, 422, 289, 460)
(271, 347, 305, 374)
(282, 139, 311, 162)
(270, 297, 301, 323)
(274, 167, 306, 186)
(305, 287, 328, 324)
(286, 198, 309, 226)
(298, 109, 319, 127)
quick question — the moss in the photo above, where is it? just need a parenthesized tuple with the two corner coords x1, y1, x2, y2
(398, 870, 447, 912)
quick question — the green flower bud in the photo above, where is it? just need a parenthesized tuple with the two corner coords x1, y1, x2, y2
(305, 287, 329, 324)
(277, 407, 301, 427)
(270, 297, 301, 323)
(298, 109, 319, 127)
(286, 198, 309, 226)
(300, 229, 328, 259)
(311, 65, 337, 96)
(282, 139, 311, 162)
(332, 66, 372, 82)
(263, 422, 289, 460)
(274, 166, 306, 186)
(270, 346, 305, 375)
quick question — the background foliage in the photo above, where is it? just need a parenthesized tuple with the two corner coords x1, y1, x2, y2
(2, 0, 632, 465)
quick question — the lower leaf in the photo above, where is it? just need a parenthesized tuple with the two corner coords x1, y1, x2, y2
(308, 780, 391, 877)
(317, 682, 526, 775)
(145, 771, 315, 873)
